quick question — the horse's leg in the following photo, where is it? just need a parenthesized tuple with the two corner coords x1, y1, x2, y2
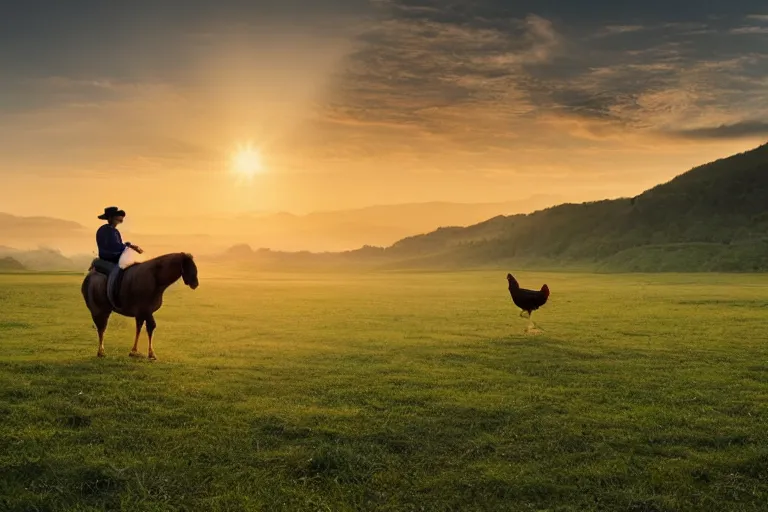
(146, 314, 158, 361)
(93, 312, 111, 358)
(129, 317, 145, 357)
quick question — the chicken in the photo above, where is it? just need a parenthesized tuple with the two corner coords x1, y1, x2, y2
(507, 273, 550, 329)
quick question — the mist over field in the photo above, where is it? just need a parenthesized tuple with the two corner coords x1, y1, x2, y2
(0, 196, 562, 258)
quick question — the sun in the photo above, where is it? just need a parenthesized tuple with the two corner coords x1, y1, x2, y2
(231, 145, 263, 178)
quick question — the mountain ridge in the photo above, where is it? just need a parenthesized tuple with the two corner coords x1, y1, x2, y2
(218, 142, 768, 272)
(0, 196, 563, 254)
(379, 142, 768, 271)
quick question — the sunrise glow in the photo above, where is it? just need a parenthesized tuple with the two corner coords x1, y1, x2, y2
(231, 145, 263, 178)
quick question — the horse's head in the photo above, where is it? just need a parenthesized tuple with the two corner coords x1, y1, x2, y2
(181, 253, 199, 289)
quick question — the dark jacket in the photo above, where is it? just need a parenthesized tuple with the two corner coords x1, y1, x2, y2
(96, 224, 130, 263)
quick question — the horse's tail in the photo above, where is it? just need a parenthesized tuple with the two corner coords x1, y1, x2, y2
(81, 273, 92, 305)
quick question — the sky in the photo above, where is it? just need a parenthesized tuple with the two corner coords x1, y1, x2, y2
(1, 0, 767, 224)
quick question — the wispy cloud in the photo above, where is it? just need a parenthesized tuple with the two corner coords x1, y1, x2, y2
(669, 120, 768, 139)
(319, 1, 768, 155)
(317, 2, 562, 157)
(603, 25, 647, 35)
(731, 26, 768, 34)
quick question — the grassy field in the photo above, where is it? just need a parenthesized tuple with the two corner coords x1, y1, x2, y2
(2, 270, 768, 511)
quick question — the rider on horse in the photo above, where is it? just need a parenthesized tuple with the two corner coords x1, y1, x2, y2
(96, 206, 143, 262)
(84, 208, 198, 360)
(92, 207, 144, 312)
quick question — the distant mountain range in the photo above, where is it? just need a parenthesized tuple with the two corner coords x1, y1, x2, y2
(8, 143, 768, 273)
(218, 142, 768, 272)
(0, 195, 563, 257)
(0, 213, 85, 236)
(0, 214, 91, 255)
(125, 195, 566, 252)
(0, 246, 92, 272)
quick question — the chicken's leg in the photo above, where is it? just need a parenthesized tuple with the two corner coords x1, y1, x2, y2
(525, 313, 544, 334)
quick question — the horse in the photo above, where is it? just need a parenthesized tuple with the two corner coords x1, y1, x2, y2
(81, 252, 199, 360)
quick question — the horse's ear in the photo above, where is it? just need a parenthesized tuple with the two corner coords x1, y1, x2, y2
(183, 252, 194, 260)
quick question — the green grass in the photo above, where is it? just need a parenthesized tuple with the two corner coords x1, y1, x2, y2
(2, 270, 768, 511)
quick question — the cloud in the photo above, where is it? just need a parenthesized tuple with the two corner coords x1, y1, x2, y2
(316, 1, 563, 159)
(594, 22, 710, 38)
(3, 0, 768, 207)
(601, 25, 647, 35)
(316, 0, 768, 157)
(731, 26, 768, 34)
(514, 21, 768, 141)
(669, 120, 768, 139)
(6, 1, 768, 159)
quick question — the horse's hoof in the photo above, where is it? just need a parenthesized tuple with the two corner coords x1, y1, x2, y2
(97, 351, 106, 358)
(128, 351, 143, 358)
(148, 353, 157, 361)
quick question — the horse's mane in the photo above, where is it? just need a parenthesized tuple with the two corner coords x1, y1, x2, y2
(145, 252, 186, 262)
(123, 252, 192, 281)
(138, 252, 192, 267)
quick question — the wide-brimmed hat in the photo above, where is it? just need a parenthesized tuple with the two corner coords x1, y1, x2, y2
(98, 206, 126, 220)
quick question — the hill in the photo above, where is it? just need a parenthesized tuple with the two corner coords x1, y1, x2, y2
(217, 143, 768, 272)
(0, 256, 25, 271)
(0, 246, 87, 271)
(379, 143, 768, 271)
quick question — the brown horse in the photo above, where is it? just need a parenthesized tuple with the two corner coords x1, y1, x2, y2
(81, 252, 199, 360)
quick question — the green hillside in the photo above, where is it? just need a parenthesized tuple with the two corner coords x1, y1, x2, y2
(369, 143, 768, 271)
